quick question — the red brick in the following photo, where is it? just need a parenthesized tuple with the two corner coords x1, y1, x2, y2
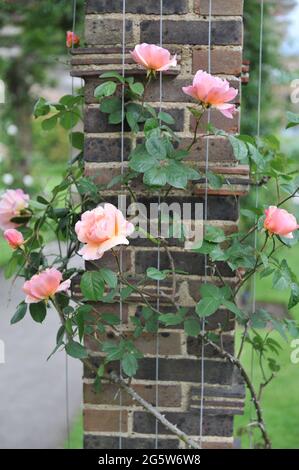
(194, 0, 243, 16)
(84, 383, 182, 407)
(193, 48, 242, 75)
(83, 409, 128, 432)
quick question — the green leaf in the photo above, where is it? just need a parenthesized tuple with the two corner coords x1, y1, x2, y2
(222, 300, 244, 319)
(205, 226, 226, 243)
(100, 96, 122, 114)
(272, 259, 294, 291)
(229, 136, 248, 161)
(146, 267, 167, 281)
(143, 166, 167, 187)
(65, 340, 88, 359)
(108, 110, 123, 124)
(70, 131, 84, 150)
(184, 318, 201, 337)
(286, 111, 299, 129)
(196, 297, 221, 317)
(126, 111, 139, 132)
(129, 145, 155, 173)
(158, 313, 183, 326)
(207, 171, 224, 189)
(102, 313, 120, 325)
(145, 136, 167, 159)
(29, 302, 47, 323)
(34, 97, 50, 117)
(94, 81, 117, 99)
(80, 271, 105, 301)
(165, 162, 188, 189)
(129, 82, 144, 96)
(99, 71, 125, 83)
(288, 283, 299, 309)
(121, 353, 138, 377)
(59, 110, 79, 129)
(41, 115, 58, 131)
(98, 268, 118, 288)
(199, 283, 222, 299)
(158, 111, 175, 125)
(11, 302, 27, 324)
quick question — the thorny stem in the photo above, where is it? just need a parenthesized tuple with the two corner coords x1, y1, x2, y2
(52, 297, 200, 449)
(203, 334, 272, 449)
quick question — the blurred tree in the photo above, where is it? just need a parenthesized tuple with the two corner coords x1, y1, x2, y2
(242, 0, 297, 135)
(0, 0, 84, 184)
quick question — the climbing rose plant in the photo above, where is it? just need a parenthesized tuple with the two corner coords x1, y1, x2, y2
(2, 41, 299, 449)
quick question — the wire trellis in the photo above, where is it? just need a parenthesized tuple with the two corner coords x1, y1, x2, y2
(249, 0, 264, 449)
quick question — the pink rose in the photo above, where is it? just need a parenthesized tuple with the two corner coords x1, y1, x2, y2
(182, 70, 238, 118)
(0, 189, 29, 231)
(264, 206, 299, 239)
(66, 31, 80, 48)
(4, 229, 24, 249)
(23, 268, 71, 304)
(75, 203, 134, 260)
(130, 43, 177, 72)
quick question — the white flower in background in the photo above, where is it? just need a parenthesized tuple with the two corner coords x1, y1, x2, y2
(2, 173, 14, 185)
(7, 124, 18, 136)
(23, 175, 34, 187)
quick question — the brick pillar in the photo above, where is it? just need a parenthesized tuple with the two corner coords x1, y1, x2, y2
(72, 0, 247, 449)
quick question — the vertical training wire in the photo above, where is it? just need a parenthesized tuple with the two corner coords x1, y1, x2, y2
(199, 0, 212, 447)
(119, 0, 126, 450)
(155, 0, 163, 450)
(249, 0, 264, 449)
(64, 0, 78, 449)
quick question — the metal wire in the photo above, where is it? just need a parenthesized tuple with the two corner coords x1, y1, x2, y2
(249, 0, 264, 449)
(119, 0, 127, 450)
(199, 0, 213, 448)
(155, 0, 163, 450)
(64, 0, 78, 450)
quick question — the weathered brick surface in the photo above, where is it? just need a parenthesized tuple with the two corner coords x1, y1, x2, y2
(76, 0, 246, 450)
(84, 76, 240, 104)
(84, 137, 132, 162)
(85, 18, 134, 45)
(84, 409, 128, 432)
(187, 334, 234, 357)
(193, 48, 243, 75)
(84, 435, 180, 449)
(84, 383, 182, 407)
(85, 106, 185, 133)
(135, 251, 234, 277)
(191, 109, 240, 134)
(86, 0, 189, 14)
(84, 357, 238, 385)
(133, 411, 233, 436)
(194, 0, 243, 16)
(140, 20, 243, 45)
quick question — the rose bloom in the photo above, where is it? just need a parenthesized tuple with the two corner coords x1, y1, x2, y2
(0, 189, 29, 231)
(66, 31, 80, 48)
(75, 203, 134, 260)
(264, 206, 299, 239)
(130, 43, 177, 72)
(4, 229, 24, 249)
(23, 268, 71, 304)
(182, 70, 238, 118)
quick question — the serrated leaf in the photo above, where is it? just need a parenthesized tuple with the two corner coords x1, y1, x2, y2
(65, 340, 88, 359)
(94, 81, 117, 99)
(11, 302, 27, 324)
(184, 318, 201, 337)
(80, 271, 105, 301)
